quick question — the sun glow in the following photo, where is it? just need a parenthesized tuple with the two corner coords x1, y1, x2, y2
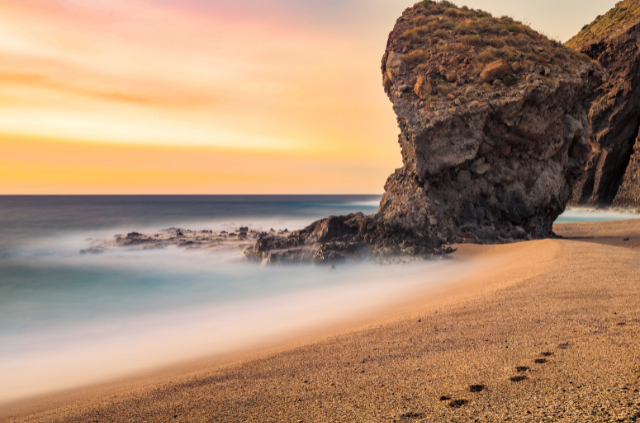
(0, 0, 619, 194)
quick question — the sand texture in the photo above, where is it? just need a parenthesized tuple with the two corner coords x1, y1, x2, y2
(2, 220, 640, 423)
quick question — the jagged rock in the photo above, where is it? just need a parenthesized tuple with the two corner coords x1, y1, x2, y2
(303, 216, 352, 243)
(567, 0, 640, 207)
(414, 76, 432, 99)
(379, 1, 602, 242)
(243, 1, 603, 263)
(614, 135, 640, 205)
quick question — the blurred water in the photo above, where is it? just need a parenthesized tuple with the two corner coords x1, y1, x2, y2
(556, 207, 640, 223)
(0, 196, 637, 404)
(0, 195, 410, 403)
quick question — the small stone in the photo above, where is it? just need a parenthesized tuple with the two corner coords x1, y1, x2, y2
(457, 170, 472, 183)
(480, 59, 511, 82)
(414, 76, 432, 100)
(511, 61, 521, 72)
(447, 93, 455, 100)
(329, 264, 336, 270)
(386, 51, 405, 79)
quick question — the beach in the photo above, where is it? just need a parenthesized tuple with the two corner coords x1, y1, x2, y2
(2, 219, 639, 423)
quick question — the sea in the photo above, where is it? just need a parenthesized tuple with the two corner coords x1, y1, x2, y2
(0, 195, 638, 404)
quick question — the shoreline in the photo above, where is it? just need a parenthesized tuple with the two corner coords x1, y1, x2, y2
(2, 219, 640, 422)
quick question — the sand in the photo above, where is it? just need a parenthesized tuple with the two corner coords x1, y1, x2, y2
(2, 220, 639, 423)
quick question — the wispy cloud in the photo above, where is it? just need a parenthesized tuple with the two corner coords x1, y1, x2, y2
(0, 0, 618, 193)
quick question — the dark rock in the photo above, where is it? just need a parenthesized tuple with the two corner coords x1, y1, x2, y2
(305, 216, 351, 243)
(79, 247, 104, 255)
(475, 227, 499, 243)
(567, 3, 640, 207)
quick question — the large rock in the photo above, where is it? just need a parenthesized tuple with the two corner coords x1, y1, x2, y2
(245, 1, 603, 264)
(379, 1, 602, 242)
(567, 0, 640, 207)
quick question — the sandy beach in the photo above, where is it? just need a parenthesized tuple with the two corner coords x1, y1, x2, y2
(2, 219, 639, 423)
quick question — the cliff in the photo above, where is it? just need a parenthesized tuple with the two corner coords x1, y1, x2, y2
(567, 0, 640, 207)
(245, 1, 603, 264)
(378, 0, 602, 245)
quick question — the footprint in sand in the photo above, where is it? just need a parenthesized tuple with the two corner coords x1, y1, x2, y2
(469, 384, 485, 393)
(400, 411, 424, 419)
(534, 358, 547, 364)
(515, 366, 530, 373)
(510, 375, 527, 382)
(541, 352, 554, 357)
(449, 399, 468, 408)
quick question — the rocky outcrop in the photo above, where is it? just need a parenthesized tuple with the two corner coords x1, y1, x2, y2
(79, 227, 264, 255)
(245, 1, 603, 264)
(567, 0, 640, 207)
(613, 134, 640, 205)
(378, 1, 602, 243)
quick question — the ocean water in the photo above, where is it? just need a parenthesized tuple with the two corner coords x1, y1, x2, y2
(556, 207, 640, 223)
(0, 195, 458, 404)
(1, 196, 638, 404)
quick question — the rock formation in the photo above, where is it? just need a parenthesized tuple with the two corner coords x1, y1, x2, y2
(245, 1, 603, 264)
(567, 0, 640, 207)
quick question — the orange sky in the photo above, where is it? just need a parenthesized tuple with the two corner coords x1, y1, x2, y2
(0, 0, 617, 194)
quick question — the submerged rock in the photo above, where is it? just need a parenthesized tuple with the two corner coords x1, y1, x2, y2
(567, 0, 640, 207)
(244, 1, 603, 263)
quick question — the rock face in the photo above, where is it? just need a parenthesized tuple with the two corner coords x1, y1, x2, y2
(567, 0, 640, 207)
(378, 1, 602, 243)
(245, 1, 603, 264)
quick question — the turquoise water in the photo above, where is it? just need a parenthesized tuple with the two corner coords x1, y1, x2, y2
(1, 196, 637, 403)
(0, 195, 450, 403)
(555, 208, 640, 223)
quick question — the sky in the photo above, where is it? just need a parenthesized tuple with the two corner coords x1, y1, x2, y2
(0, 0, 618, 194)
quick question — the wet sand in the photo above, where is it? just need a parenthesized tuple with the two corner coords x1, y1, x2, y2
(2, 220, 640, 422)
